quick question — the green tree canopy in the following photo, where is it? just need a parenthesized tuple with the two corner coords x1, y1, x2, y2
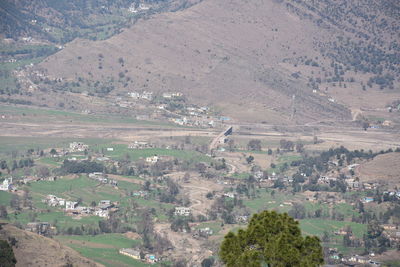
(219, 210, 324, 267)
(0, 239, 17, 267)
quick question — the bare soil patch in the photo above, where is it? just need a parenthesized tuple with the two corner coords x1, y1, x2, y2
(0, 224, 102, 267)
(124, 231, 142, 240)
(356, 152, 400, 187)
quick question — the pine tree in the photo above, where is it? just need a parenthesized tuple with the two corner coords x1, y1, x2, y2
(219, 210, 324, 267)
(0, 240, 17, 267)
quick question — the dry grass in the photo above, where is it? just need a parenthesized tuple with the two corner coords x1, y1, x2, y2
(356, 152, 400, 188)
(0, 224, 103, 267)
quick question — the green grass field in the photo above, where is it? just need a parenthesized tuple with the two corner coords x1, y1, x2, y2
(299, 218, 366, 238)
(56, 234, 149, 267)
(22, 174, 172, 227)
(0, 191, 12, 205)
(244, 190, 299, 213)
(0, 105, 181, 127)
(0, 135, 113, 155)
(12, 210, 102, 230)
(93, 144, 212, 164)
(27, 175, 133, 208)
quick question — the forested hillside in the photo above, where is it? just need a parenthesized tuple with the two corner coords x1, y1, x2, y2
(286, 0, 400, 89)
(0, 0, 196, 43)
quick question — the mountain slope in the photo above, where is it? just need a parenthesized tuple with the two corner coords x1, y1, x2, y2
(37, 0, 353, 123)
(0, 0, 197, 43)
(0, 224, 102, 267)
(35, 0, 399, 123)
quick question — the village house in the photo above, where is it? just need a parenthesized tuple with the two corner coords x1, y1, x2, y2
(363, 182, 378, 190)
(25, 222, 52, 236)
(170, 117, 188, 126)
(128, 4, 138, 13)
(88, 172, 108, 183)
(253, 170, 264, 180)
(382, 224, 397, 231)
(223, 192, 235, 198)
(347, 255, 370, 264)
(0, 178, 13, 191)
(362, 197, 374, 203)
(145, 254, 158, 263)
(198, 227, 213, 237)
(69, 142, 89, 152)
(89, 172, 105, 179)
(383, 191, 400, 199)
(75, 206, 93, 215)
(162, 92, 183, 99)
(43, 195, 65, 207)
(128, 91, 141, 99)
(346, 178, 360, 190)
(334, 227, 352, 236)
(318, 176, 337, 184)
(22, 176, 38, 184)
(138, 3, 150, 10)
(119, 248, 141, 260)
(98, 200, 113, 210)
(95, 156, 110, 162)
(282, 176, 293, 184)
(347, 164, 359, 170)
(174, 207, 191, 216)
(65, 201, 78, 211)
(141, 91, 153, 100)
(132, 191, 148, 198)
(88, 173, 117, 186)
(128, 141, 152, 149)
(145, 156, 159, 164)
(236, 215, 249, 224)
(94, 209, 109, 218)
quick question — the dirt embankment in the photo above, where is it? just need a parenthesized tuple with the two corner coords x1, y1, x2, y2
(0, 224, 103, 267)
(356, 152, 400, 188)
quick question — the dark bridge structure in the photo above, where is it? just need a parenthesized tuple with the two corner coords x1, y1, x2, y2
(209, 126, 233, 151)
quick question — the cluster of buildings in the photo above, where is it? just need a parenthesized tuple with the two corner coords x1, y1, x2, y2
(42, 194, 116, 219)
(162, 92, 183, 99)
(43, 195, 65, 207)
(69, 142, 89, 152)
(328, 249, 381, 265)
(383, 190, 400, 199)
(193, 227, 214, 239)
(128, 91, 153, 101)
(18, 175, 56, 185)
(65, 199, 116, 219)
(25, 222, 53, 236)
(128, 141, 153, 149)
(340, 255, 380, 266)
(128, 3, 150, 13)
(88, 172, 118, 186)
(145, 156, 159, 164)
(174, 207, 191, 216)
(382, 225, 400, 246)
(169, 116, 215, 128)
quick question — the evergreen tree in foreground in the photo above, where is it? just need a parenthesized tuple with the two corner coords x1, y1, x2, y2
(219, 210, 324, 267)
(0, 239, 17, 267)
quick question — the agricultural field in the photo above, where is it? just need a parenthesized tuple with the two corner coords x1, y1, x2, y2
(0, 135, 112, 156)
(0, 105, 177, 126)
(93, 144, 212, 164)
(55, 234, 149, 267)
(243, 190, 299, 213)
